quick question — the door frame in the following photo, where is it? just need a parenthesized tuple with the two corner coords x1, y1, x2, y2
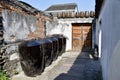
(72, 23, 92, 51)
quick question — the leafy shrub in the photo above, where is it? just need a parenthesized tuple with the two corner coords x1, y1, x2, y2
(0, 70, 9, 80)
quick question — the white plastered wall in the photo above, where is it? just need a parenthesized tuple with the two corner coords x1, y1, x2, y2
(46, 18, 93, 51)
(96, 0, 120, 80)
(46, 20, 72, 51)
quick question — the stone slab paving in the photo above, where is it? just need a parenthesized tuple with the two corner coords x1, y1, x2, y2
(11, 51, 101, 80)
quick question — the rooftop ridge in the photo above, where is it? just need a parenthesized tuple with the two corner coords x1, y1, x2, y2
(51, 3, 77, 7)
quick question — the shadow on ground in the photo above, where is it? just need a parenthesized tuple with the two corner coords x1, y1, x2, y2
(55, 52, 100, 80)
(54, 51, 101, 80)
(54, 24, 101, 80)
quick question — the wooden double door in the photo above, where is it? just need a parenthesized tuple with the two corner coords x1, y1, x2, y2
(72, 23, 92, 51)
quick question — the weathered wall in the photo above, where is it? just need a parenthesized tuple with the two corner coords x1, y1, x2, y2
(2, 10, 45, 43)
(0, 1, 53, 77)
(46, 20, 72, 51)
(1, 10, 46, 76)
(46, 18, 93, 51)
(95, 0, 120, 80)
(2, 10, 36, 43)
(0, 43, 22, 76)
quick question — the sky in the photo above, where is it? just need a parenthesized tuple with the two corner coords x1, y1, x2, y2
(20, 0, 95, 11)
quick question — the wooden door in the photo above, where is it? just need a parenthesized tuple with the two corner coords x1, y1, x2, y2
(72, 23, 92, 51)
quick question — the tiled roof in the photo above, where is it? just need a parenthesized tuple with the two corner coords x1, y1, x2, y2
(0, 0, 41, 14)
(45, 3, 77, 11)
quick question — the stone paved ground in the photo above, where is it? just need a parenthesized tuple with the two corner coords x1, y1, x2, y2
(12, 51, 101, 80)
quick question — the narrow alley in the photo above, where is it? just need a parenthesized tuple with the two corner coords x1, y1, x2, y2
(0, 1, 103, 80)
(12, 51, 101, 80)
(1, 0, 120, 80)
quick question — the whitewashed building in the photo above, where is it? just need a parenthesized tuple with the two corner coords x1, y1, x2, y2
(45, 3, 94, 52)
(95, 0, 120, 80)
(46, 18, 93, 51)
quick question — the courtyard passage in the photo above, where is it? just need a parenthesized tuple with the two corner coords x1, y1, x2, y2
(12, 51, 101, 80)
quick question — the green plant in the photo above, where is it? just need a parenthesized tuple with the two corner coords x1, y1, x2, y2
(0, 70, 9, 80)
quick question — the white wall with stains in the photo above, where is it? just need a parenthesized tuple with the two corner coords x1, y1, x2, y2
(96, 0, 120, 80)
(2, 10, 37, 43)
(46, 20, 72, 51)
(46, 18, 93, 51)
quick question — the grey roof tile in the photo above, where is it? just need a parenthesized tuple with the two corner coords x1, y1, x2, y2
(45, 3, 77, 11)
